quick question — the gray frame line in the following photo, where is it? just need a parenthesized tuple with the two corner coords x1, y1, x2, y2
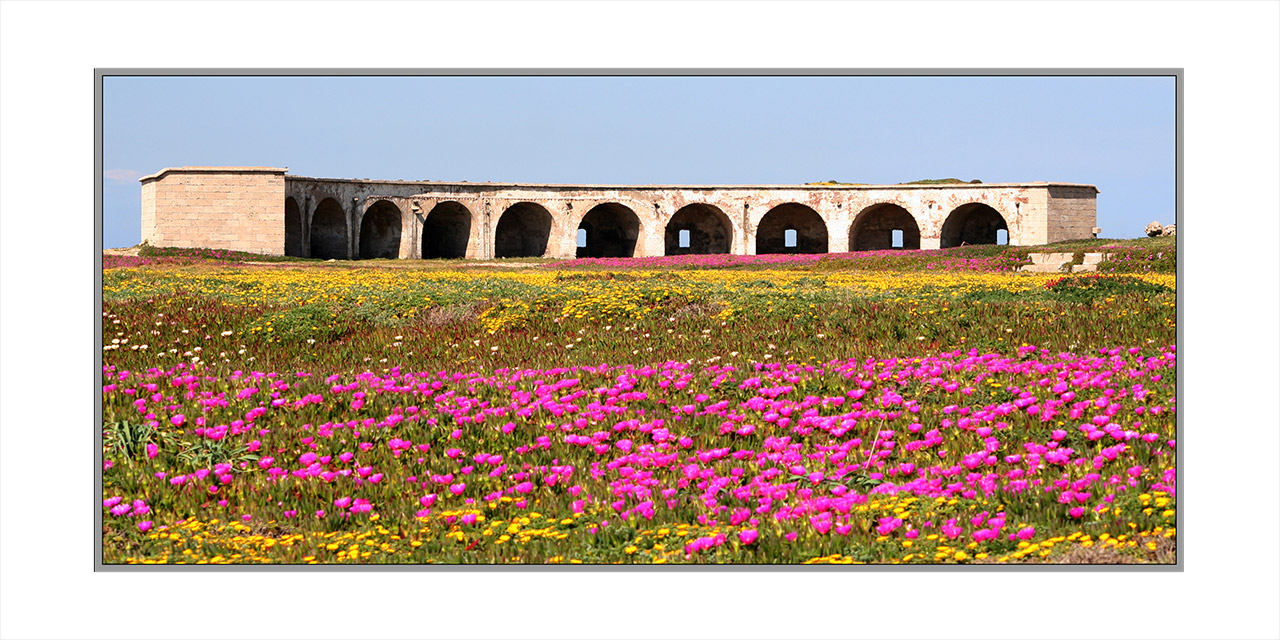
(96, 68, 1182, 573)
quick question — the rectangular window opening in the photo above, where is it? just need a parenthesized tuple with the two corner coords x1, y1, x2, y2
(996, 229, 1009, 246)
(891, 229, 904, 248)
(678, 229, 691, 248)
(576, 228, 588, 248)
(784, 229, 797, 248)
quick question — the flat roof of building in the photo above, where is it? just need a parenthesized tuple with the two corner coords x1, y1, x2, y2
(138, 167, 1097, 191)
(285, 175, 1098, 191)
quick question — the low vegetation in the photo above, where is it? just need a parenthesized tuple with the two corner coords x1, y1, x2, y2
(101, 243, 1177, 564)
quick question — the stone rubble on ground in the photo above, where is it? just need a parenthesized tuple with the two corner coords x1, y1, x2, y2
(1019, 252, 1113, 273)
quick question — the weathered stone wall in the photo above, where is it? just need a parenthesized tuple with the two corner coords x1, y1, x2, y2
(1045, 186, 1100, 243)
(140, 167, 286, 254)
(142, 168, 1098, 258)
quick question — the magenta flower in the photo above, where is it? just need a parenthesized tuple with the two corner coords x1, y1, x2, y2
(449, 483, 466, 495)
(137, 521, 153, 533)
(738, 529, 759, 545)
(876, 517, 903, 536)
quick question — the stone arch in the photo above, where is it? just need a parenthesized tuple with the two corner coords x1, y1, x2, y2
(495, 202, 552, 258)
(576, 203, 641, 258)
(756, 203, 828, 254)
(310, 197, 348, 260)
(849, 203, 921, 251)
(422, 201, 472, 259)
(940, 203, 1009, 248)
(664, 203, 733, 255)
(284, 196, 304, 257)
(358, 200, 402, 259)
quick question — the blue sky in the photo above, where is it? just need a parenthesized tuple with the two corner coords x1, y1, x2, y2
(102, 75, 1175, 249)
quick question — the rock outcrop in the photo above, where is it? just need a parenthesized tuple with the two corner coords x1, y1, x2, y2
(1145, 221, 1177, 237)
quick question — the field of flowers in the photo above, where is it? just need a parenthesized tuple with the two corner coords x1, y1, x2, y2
(101, 244, 1177, 565)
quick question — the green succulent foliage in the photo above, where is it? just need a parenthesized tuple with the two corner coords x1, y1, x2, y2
(176, 438, 259, 470)
(104, 420, 167, 461)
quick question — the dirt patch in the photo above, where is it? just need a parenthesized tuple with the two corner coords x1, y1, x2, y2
(421, 302, 485, 327)
(460, 262, 549, 269)
(103, 247, 141, 257)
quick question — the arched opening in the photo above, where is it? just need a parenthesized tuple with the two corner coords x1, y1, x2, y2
(310, 198, 348, 260)
(849, 203, 921, 251)
(284, 197, 304, 257)
(664, 204, 732, 255)
(577, 203, 640, 258)
(358, 200, 402, 259)
(756, 203, 828, 254)
(422, 201, 472, 259)
(940, 203, 1009, 248)
(494, 202, 552, 258)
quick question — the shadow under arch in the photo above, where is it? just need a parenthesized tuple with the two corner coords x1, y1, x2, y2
(422, 201, 472, 259)
(310, 197, 348, 260)
(664, 203, 732, 255)
(495, 202, 552, 258)
(849, 203, 920, 251)
(756, 203, 828, 254)
(577, 203, 641, 258)
(940, 203, 1009, 248)
(358, 200, 402, 259)
(284, 196, 304, 257)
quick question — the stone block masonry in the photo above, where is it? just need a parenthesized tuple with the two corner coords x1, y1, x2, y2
(139, 167, 287, 254)
(141, 167, 1098, 259)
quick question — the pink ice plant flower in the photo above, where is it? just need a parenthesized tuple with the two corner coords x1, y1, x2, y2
(100, 344, 1177, 562)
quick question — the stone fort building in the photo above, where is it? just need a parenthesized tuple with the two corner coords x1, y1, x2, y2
(139, 167, 1098, 259)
